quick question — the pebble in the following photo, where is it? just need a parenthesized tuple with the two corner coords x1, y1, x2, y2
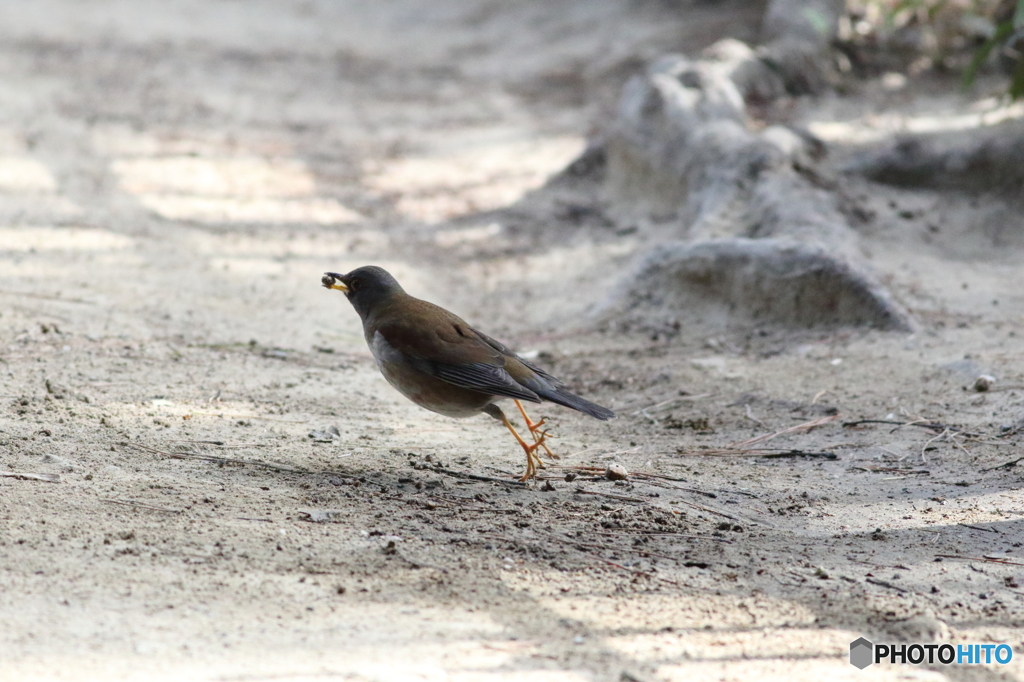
(605, 463, 628, 481)
(972, 375, 995, 392)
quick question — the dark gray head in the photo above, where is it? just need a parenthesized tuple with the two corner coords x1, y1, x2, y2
(322, 265, 406, 321)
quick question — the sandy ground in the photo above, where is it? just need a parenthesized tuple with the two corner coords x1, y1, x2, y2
(2, 2, 1024, 681)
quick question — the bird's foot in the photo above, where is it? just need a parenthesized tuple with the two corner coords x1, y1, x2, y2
(518, 441, 546, 482)
(498, 408, 549, 481)
(514, 400, 558, 460)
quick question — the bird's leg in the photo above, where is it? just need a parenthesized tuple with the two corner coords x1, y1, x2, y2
(493, 410, 546, 481)
(513, 399, 557, 460)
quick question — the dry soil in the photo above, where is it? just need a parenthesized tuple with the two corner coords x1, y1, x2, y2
(2, 2, 1024, 682)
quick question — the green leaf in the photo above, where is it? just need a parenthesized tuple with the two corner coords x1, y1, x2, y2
(963, 20, 1015, 89)
(1009, 46, 1024, 100)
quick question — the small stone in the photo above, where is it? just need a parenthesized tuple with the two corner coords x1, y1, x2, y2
(973, 375, 995, 392)
(605, 464, 628, 481)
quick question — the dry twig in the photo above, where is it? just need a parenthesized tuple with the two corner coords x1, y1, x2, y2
(0, 470, 60, 483)
(102, 498, 181, 513)
(937, 554, 1024, 566)
(120, 441, 356, 478)
(731, 415, 840, 448)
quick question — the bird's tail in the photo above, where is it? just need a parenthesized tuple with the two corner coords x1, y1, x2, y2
(537, 388, 615, 420)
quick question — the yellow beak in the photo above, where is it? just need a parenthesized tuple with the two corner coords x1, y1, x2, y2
(321, 273, 349, 292)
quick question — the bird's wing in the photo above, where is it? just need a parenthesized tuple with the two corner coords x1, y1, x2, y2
(470, 327, 562, 386)
(374, 305, 541, 402)
(474, 327, 615, 421)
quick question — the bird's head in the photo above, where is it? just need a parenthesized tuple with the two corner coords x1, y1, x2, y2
(322, 265, 405, 320)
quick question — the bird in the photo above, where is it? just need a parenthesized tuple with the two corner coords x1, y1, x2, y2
(321, 265, 614, 480)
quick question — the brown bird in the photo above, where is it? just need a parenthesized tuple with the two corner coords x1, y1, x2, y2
(322, 266, 614, 480)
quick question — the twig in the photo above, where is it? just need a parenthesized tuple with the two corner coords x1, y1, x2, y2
(949, 432, 974, 458)
(172, 452, 308, 474)
(553, 536, 697, 562)
(937, 554, 1024, 567)
(849, 466, 929, 475)
(629, 393, 713, 416)
(960, 524, 1000, 534)
(101, 498, 180, 513)
(758, 450, 837, 460)
(848, 557, 911, 570)
(187, 412, 308, 423)
(983, 457, 1024, 472)
(844, 419, 942, 431)
(648, 481, 720, 497)
(675, 499, 746, 523)
(732, 414, 840, 448)
(922, 428, 951, 459)
(676, 447, 837, 458)
(588, 530, 732, 543)
(0, 470, 60, 483)
(721, 488, 760, 499)
(573, 489, 647, 504)
(866, 577, 909, 593)
(171, 439, 260, 447)
(997, 420, 1024, 438)
(426, 494, 517, 513)
(744, 404, 767, 428)
(843, 419, 982, 438)
(425, 466, 527, 487)
(578, 446, 642, 459)
(0, 289, 94, 304)
(571, 473, 763, 523)
(551, 465, 720, 496)
(120, 441, 354, 477)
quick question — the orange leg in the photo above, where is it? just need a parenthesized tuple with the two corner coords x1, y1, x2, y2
(496, 410, 548, 481)
(513, 399, 557, 460)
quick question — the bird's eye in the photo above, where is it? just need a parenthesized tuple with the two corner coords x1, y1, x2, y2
(349, 279, 361, 292)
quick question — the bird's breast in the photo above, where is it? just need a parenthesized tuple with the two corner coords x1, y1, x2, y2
(367, 329, 495, 418)
(368, 329, 404, 368)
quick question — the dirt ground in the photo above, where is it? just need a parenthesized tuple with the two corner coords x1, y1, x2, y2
(2, 1, 1024, 681)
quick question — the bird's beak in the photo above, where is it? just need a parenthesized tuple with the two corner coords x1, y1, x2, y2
(321, 272, 348, 292)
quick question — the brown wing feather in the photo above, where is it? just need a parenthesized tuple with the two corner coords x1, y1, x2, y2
(373, 298, 540, 402)
(373, 299, 504, 366)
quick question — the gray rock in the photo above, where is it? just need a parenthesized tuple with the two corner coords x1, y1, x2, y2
(601, 35, 913, 332)
(607, 239, 913, 331)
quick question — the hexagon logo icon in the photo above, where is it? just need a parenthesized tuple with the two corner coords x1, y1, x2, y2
(850, 637, 874, 669)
